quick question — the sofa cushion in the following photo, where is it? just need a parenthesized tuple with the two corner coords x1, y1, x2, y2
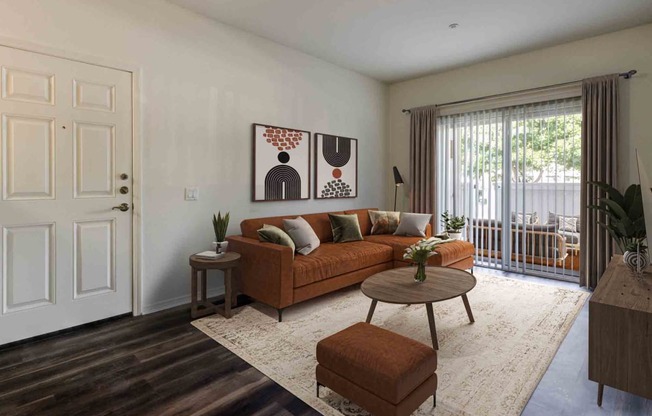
(344, 208, 377, 236)
(241, 211, 343, 242)
(365, 235, 422, 261)
(293, 241, 392, 288)
(366, 235, 474, 267)
(328, 213, 363, 243)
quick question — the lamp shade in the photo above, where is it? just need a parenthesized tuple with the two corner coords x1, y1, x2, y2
(393, 166, 404, 185)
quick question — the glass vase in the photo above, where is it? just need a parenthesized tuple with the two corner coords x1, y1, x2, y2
(414, 262, 427, 283)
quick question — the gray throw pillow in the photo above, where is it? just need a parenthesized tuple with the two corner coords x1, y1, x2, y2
(393, 212, 432, 237)
(328, 213, 363, 243)
(283, 216, 320, 255)
(257, 224, 295, 255)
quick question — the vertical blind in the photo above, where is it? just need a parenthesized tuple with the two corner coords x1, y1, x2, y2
(437, 97, 582, 280)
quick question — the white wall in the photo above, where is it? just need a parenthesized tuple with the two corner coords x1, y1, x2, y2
(0, 0, 389, 313)
(389, 23, 652, 210)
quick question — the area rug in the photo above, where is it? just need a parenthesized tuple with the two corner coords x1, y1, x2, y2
(192, 273, 589, 416)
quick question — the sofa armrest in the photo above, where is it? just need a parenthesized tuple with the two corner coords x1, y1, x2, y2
(226, 235, 294, 309)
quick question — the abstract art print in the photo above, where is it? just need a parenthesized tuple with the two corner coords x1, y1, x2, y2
(315, 133, 358, 199)
(253, 124, 310, 201)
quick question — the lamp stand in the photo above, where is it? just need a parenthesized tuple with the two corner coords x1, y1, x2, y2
(393, 185, 399, 211)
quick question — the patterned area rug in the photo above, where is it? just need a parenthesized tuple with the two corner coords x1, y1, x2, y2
(192, 273, 588, 416)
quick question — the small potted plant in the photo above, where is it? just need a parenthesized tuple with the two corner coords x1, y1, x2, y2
(441, 211, 467, 240)
(212, 211, 230, 254)
(589, 182, 648, 271)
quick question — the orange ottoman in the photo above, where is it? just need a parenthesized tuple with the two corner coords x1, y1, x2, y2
(316, 322, 437, 416)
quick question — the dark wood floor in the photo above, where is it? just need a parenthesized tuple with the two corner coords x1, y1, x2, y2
(0, 303, 317, 416)
(2, 271, 651, 416)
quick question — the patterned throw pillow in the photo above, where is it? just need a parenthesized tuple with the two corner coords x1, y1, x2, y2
(368, 210, 400, 235)
(557, 216, 579, 233)
(257, 224, 295, 255)
(548, 212, 580, 232)
(511, 212, 539, 224)
(328, 214, 363, 243)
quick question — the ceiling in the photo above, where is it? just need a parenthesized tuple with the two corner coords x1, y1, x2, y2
(169, 0, 652, 82)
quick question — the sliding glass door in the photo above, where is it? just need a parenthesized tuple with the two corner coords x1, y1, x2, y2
(437, 98, 582, 281)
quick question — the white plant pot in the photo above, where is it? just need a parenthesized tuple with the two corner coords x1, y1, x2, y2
(447, 232, 462, 241)
(212, 241, 229, 253)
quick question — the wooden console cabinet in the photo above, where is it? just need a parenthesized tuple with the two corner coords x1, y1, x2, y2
(589, 255, 652, 406)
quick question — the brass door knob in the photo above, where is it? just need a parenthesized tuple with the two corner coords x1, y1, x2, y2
(112, 203, 130, 212)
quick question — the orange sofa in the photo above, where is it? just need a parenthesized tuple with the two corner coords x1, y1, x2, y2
(227, 208, 474, 321)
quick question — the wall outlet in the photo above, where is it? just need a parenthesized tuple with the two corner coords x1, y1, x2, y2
(185, 187, 199, 201)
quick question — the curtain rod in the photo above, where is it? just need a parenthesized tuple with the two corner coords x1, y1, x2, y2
(401, 70, 637, 114)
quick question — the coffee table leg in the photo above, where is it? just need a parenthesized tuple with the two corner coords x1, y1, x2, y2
(365, 300, 378, 323)
(425, 303, 439, 350)
(461, 294, 475, 323)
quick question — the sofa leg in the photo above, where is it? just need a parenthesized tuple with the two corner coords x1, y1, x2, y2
(470, 267, 474, 275)
(277, 308, 284, 322)
(433, 391, 437, 408)
(316, 382, 321, 397)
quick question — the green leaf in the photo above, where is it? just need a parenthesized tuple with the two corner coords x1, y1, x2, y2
(589, 181, 625, 207)
(600, 198, 629, 221)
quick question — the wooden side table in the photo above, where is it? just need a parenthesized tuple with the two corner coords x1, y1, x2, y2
(189, 252, 241, 319)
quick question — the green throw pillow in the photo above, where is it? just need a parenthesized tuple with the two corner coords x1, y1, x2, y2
(257, 224, 295, 254)
(328, 213, 363, 243)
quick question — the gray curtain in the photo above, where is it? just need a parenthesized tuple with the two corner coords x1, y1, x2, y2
(579, 74, 619, 288)
(409, 106, 438, 221)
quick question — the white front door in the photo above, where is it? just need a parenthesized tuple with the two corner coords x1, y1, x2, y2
(0, 45, 133, 345)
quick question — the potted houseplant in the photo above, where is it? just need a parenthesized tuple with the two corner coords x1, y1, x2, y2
(441, 211, 467, 240)
(212, 211, 230, 254)
(589, 182, 648, 270)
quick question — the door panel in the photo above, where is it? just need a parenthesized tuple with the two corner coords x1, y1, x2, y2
(2, 223, 55, 314)
(73, 219, 115, 299)
(73, 79, 115, 112)
(0, 45, 132, 345)
(2, 114, 55, 200)
(73, 122, 115, 198)
(2, 66, 55, 105)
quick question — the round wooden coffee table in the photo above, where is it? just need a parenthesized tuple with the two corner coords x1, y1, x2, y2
(361, 266, 476, 350)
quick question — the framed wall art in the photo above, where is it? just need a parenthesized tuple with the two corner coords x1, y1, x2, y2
(314, 133, 358, 199)
(252, 123, 310, 201)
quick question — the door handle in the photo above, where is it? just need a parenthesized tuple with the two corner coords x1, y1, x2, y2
(112, 203, 130, 212)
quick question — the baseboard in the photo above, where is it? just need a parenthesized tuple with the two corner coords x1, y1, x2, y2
(142, 288, 225, 314)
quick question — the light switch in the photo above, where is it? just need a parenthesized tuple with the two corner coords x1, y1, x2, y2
(185, 187, 199, 201)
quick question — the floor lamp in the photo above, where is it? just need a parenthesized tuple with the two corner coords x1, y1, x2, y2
(393, 166, 404, 211)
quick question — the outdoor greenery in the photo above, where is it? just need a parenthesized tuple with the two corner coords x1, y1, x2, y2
(212, 211, 230, 242)
(462, 113, 582, 183)
(588, 182, 647, 253)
